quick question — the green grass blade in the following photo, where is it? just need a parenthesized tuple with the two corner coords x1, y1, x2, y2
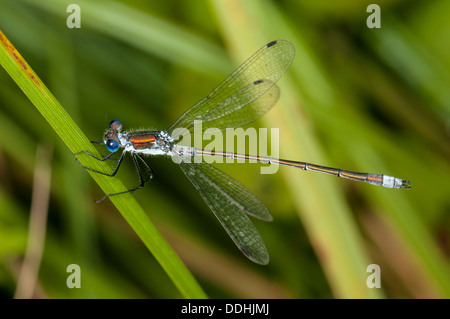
(0, 29, 206, 299)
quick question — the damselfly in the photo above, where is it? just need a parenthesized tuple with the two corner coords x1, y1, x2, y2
(75, 40, 411, 265)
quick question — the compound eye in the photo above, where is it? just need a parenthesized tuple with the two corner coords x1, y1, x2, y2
(109, 120, 123, 131)
(106, 139, 119, 152)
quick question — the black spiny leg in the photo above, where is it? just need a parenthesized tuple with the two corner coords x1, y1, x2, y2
(73, 144, 125, 177)
(94, 153, 154, 203)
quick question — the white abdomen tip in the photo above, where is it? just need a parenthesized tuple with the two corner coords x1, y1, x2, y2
(382, 175, 411, 189)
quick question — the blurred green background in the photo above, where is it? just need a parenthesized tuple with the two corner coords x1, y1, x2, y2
(0, 0, 449, 298)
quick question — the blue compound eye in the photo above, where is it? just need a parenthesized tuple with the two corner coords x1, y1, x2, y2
(109, 120, 122, 131)
(106, 139, 119, 152)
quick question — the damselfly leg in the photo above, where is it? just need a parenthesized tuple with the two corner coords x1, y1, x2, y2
(74, 142, 154, 203)
(93, 153, 154, 203)
(73, 147, 125, 177)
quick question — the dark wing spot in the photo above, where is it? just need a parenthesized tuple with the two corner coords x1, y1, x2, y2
(266, 40, 277, 48)
(253, 79, 264, 85)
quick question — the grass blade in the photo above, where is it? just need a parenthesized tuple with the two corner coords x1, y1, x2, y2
(0, 29, 206, 299)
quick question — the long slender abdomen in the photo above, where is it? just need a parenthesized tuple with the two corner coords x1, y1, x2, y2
(176, 146, 411, 189)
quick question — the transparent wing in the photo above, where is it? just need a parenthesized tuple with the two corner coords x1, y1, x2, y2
(179, 83, 280, 136)
(168, 40, 295, 138)
(179, 161, 271, 265)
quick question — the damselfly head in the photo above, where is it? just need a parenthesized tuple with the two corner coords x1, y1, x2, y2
(104, 120, 123, 152)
